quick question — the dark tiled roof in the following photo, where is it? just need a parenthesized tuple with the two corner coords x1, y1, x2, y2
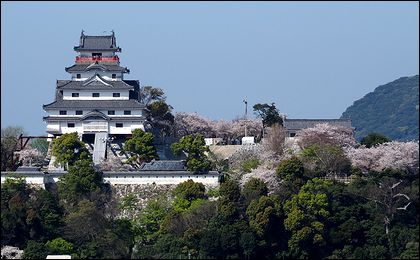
(57, 75, 134, 90)
(139, 160, 186, 171)
(74, 33, 121, 51)
(16, 166, 41, 172)
(284, 119, 353, 130)
(43, 115, 146, 121)
(65, 63, 130, 73)
(43, 99, 146, 109)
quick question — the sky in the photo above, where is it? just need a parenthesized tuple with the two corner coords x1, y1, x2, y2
(1, 1, 419, 135)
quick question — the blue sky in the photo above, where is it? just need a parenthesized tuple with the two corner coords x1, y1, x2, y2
(1, 1, 419, 135)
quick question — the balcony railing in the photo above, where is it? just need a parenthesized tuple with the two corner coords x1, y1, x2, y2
(76, 56, 119, 62)
(83, 122, 108, 132)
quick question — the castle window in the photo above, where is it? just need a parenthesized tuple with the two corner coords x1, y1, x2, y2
(92, 93, 100, 97)
(72, 93, 79, 97)
(76, 110, 83, 115)
(116, 123, 123, 128)
(112, 74, 116, 79)
(76, 74, 81, 79)
(290, 133, 296, 137)
(124, 110, 131, 115)
(67, 123, 75, 128)
(59, 110, 67, 115)
(113, 93, 120, 97)
(108, 110, 115, 115)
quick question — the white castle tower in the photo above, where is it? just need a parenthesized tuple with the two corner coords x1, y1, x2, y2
(43, 31, 147, 164)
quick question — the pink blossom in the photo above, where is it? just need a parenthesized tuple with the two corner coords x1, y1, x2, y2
(345, 141, 419, 174)
(296, 123, 357, 149)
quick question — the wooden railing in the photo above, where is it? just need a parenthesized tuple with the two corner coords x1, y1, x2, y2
(75, 56, 119, 62)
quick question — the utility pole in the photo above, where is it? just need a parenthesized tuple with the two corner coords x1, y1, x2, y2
(243, 98, 248, 137)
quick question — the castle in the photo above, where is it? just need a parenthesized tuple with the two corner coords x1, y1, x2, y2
(43, 31, 147, 164)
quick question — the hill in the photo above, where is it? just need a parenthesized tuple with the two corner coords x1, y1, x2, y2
(341, 75, 419, 141)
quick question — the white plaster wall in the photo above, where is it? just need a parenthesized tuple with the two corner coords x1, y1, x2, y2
(1, 174, 219, 187)
(72, 72, 122, 81)
(99, 109, 143, 117)
(63, 90, 129, 100)
(1, 176, 44, 185)
(60, 122, 83, 134)
(109, 122, 144, 134)
(46, 122, 60, 133)
(104, 176, 219, 186)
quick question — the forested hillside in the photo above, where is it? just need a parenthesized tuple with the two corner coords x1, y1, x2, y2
(341, 75, 419, 141)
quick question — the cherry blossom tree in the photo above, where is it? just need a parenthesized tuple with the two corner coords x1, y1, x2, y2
(98, 156, 134, 172)
(240, 165, 281, 195)
(17, 147, 44, 166)
(173, 112, 214, 138)
(296, 123, 357, 149)
(345, 141, 419, 174)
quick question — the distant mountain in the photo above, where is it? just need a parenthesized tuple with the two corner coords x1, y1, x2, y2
(341, 75, 419, 141)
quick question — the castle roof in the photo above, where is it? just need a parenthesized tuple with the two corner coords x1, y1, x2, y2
(74, 31, 121, 52)
(56, 74, 134, 90)
(283, 119, 353, 131)
(43, 99, 146, 110)
(65, 63, 130, 73)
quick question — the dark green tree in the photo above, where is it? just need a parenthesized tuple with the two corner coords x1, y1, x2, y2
(360, 132, 391, 148)
(284, 178, 333, 258)
(253, 103, 283, 128)
(171, 134, 211, 173)
(242, 178, 268, 205)
(1, 126, 25, 171)
(45, 237, 74, 255)
(300, 144, 351, 177)
(1, 177, 31, 247)
(23, 240, 48, 259)
(140, 86, 166, 106)
(124, 128, 158, 167)
(51, 132, 91, 168)
(172, 179, 206, 212)
(58, 159, 104, 209)
(147, 100, 175, 139)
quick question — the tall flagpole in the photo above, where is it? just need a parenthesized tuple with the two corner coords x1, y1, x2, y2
(243, 98, 248, 137)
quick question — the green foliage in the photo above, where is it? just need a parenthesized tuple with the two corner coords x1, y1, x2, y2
(219, 179, 241, 203)
(45, 237, 73, 255)
(1, 177, 31, 247)
(284, 178, 333, 257)
(1, 126, 25, 171)
(242, 178, 268, 205)
(123, 128, 158, 166)
(58, 159, 104, 209)
(23, 240, 47, 259)
(118, 193, 138, 211)
(172, 180, 206, 212)
(276, 156, 305, 182)
(51, 132, 91, 168)
(241, 159, 260, 173)
(341, 75, 419, 141)
(300, 144, 351, 177)
(399, 242, 419, 259)
(147, 100, 175, 138)
(253, 102, 283, 127)
(246, 195, 282, 237)
(29, 138, 49, 156)
(360, 132, 391, 147)
(171, 134, 211, 173)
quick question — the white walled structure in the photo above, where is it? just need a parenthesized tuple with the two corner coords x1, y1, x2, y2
(1, 171, 220, 188)
(43, 31, 147, 139)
